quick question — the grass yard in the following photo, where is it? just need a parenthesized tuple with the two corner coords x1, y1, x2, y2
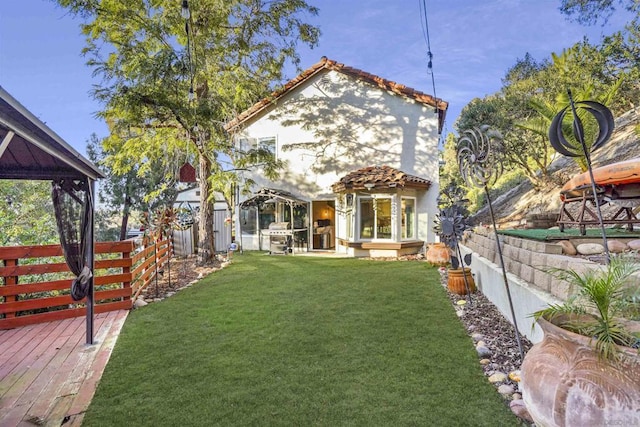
(83, 253, 521, 426)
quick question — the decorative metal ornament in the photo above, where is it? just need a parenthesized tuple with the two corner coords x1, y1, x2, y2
(548, 99, 614, 158)
(435, 205, 465, 250)
(549, 91, 615, 264)
(457, 125, 503, 189)
(456, 125, 525, 362)
(435, 205, 474, 303)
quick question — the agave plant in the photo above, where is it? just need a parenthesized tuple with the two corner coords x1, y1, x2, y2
(533, 256, 640, 361)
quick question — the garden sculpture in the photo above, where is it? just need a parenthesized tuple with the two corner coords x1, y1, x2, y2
(457, 125, 525, 362)
(549, 90, 615, 263)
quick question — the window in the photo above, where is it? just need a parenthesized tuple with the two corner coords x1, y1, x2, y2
(402, 197, 416, 239)
(241, 206, 257, 235)
(283, 205, 307, 229)
(360, 199, 374, 238)
(359, 197, 392, 239)
(258, 137, 276, 156)
(238, 137, 256, 153)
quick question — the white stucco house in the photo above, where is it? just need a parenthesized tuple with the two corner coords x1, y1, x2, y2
(226, 57, 448, 257)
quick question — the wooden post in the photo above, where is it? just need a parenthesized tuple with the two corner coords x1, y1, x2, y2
(3, 258, 17, 318)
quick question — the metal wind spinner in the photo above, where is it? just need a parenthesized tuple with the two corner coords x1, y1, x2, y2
(549, 92, 615, 263)
(457, 125, 503, 189)
(456, 125, 524, 362)
(549, 97, 614, 159)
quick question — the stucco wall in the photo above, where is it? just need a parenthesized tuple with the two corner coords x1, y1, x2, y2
(237, 69, 441, 244)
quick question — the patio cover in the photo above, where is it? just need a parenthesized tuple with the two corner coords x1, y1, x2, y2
(240, 187, 308, 208)
(0, 86, 104, 344)
(238, 188, 308, 253)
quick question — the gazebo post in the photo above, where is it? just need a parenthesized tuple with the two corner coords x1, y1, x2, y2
(290, 202, 294, 254)
(86, 179, 96, 345)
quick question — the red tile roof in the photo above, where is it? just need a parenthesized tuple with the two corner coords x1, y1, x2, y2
(331, 165, 431, 193)
(225, 57, 448, 133)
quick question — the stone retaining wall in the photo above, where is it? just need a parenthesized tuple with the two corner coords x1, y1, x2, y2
(460, 228, 604, 343)
(464, 227, 602, 302)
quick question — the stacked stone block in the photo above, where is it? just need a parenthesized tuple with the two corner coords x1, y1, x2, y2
(462, 227, 601, 302)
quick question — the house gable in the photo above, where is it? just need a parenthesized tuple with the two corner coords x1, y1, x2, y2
(226, 57, 448, 134)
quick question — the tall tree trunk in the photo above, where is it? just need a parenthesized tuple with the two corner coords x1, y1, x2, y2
(119, 177, 133, 241)
(198, 152, 216, 264)
(119, 201, 130, 241)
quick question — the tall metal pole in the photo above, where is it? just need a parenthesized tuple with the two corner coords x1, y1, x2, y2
(454, 241, 473, 305)
(485, 185, 524, 362)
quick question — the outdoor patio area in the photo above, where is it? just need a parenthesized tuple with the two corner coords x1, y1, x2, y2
(0, 310, 128, 426)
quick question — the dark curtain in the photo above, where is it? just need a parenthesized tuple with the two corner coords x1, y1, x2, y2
(52, 178, 93, 301)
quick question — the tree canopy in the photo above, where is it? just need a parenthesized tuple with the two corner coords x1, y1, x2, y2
(0, 181, 58, 246)
(55, 0, 320, 263)
(452, 11, 638, 212)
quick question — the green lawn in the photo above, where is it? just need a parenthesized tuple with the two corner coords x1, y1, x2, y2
(84, 252, 521, 426)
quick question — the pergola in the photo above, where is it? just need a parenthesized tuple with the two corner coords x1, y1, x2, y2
(238, 188, 308, 253)
(0, 86, 104, 344)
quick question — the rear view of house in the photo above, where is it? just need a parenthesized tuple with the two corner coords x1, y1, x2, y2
(226, 57, 448, 257)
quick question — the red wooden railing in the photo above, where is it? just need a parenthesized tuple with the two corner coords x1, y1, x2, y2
(0, 239, 171, 329)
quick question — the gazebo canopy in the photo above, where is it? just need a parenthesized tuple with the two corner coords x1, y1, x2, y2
(0, 86, 103, 181)
(240, 188, 308, 208)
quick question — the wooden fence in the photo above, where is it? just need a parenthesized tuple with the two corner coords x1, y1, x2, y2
(0, 239, 171, 329)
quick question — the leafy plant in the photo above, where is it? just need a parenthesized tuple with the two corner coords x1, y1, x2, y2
(533, 255, 640, 361)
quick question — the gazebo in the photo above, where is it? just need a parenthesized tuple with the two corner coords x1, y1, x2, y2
(0, 86, 104, 344)
(238, 188, 309, 253)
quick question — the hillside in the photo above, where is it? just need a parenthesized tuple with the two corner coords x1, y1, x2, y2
(471, 108, 640, 228)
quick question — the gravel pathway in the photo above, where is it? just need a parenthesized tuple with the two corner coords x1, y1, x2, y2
(439, 267, 536, 425)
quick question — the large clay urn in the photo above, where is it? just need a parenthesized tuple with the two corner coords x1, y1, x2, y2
(425, 243, 450, 266)
(521, 316, 640, 427)
(446, 268, 476, 295)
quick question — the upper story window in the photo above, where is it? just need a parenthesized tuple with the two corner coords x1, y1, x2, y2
(237, 136, 277, 159)
(258, 137, 276, 157)
(238, 137, 254, 153)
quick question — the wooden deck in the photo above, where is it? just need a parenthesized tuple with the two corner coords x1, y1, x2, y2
(0, 310, 128, 426)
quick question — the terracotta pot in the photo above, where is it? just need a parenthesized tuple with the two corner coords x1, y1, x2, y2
(426, 243, 450, 266)
(521, 316, 640, 427)
(446, 267, 475, 295)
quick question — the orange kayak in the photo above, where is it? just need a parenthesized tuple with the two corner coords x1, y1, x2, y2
(561, 158, 640, 200)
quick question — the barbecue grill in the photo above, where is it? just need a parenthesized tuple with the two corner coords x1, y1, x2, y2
(268, 222, 292, 254)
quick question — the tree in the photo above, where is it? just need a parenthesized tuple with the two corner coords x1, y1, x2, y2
(559, 0, 640, 113)
(87, 134, 176, 241)
(55, 0, 320, 264)
(559, 0, 640, 25)
(515, 44, 623, 171)
(0, 181, 58, 246)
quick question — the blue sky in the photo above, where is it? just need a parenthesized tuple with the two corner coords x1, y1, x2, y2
(0, 0, 632, 156)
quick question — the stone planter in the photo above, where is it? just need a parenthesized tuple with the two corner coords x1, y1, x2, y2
(426, 243, 450, 266)
(521, 316, 640, 427)
(446, 267, 475, 295)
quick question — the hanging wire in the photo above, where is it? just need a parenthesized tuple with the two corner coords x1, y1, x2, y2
(183, 1, 195, 103)
(418, 0, 440, 117)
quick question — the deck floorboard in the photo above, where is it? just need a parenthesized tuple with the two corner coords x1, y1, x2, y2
(0, 310, 128, 427)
